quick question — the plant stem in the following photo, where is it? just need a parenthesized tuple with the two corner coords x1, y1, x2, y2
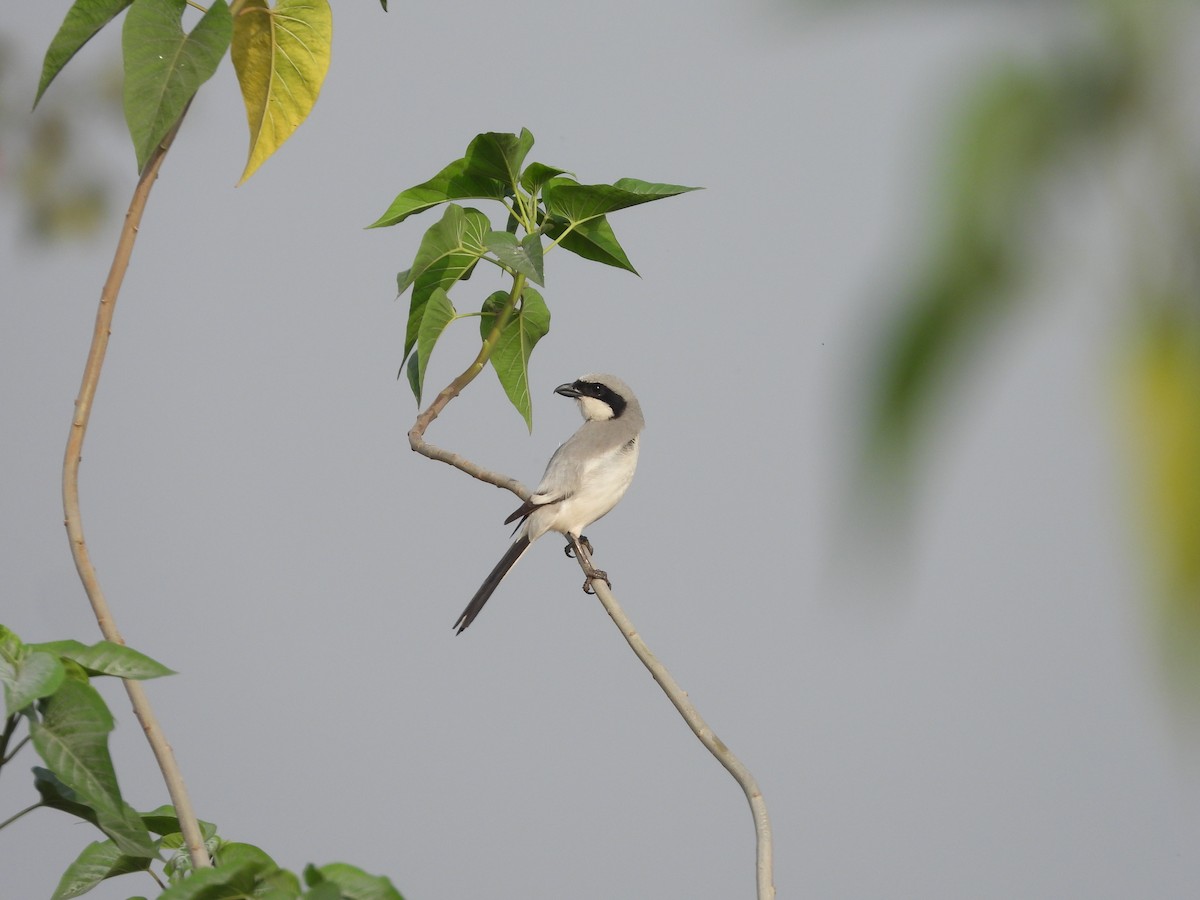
(0, 802, 43, 832)
(0, 714, 18, 766)
(567, 536, 775, 900)
(2, 735, 31, 767)
(408, 273, 529, 490)
(61, 110, 210, 871)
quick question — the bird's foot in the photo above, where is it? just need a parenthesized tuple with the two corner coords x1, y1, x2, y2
(563, 535, 594, 558)
(581, 567, 610, 594)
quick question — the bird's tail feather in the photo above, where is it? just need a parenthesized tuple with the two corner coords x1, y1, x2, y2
(454, 535, 532, 634)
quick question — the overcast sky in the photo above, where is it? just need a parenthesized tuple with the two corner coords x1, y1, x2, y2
(4, 2, 1199, 899)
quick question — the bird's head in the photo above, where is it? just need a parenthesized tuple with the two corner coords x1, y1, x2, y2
(554, 373, 638, 422)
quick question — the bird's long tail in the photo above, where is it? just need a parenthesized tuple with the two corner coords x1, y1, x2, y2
(454, 535, 532, 634)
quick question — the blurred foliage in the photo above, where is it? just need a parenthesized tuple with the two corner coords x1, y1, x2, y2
(860, 0, 1200, 686)
(0, 35, 122, 242)
(1121, 309, 1200, 685)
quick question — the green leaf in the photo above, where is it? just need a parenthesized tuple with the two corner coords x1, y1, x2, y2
(156, 860, 269, 900)
(462, 128, 534, 193)
(367, 129, 534, 229)
(480, 287, 551, 430)
(485, 231, 544, 286)
(51, 839, 152, 900)
(304, 883, 343, 900)
(865, 234, 1013, 470)
(122, 0, 232, 172)
(231, 0, 332, 184)
(1, 646, 65, 716)
(546, 215, 636, 273)
(413, 287, 457, 404)
(368, 159, 508, 230)
(34, 766, 102, 825)
(29, 639, 175, 680)
(139, 803, 219, 840)
(30, 678, 157, 858)
(400, 204, 490, 360)
(213, 841, 278, 869)
(520, 162, 571, 197)
(35, 0, 134, 108)
(542, 176, 700, 226)
(404, 351, 420, 403)
(309, 863, 405, 900)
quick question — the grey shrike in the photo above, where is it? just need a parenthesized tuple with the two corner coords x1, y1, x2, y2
(454, 373, 644, 634)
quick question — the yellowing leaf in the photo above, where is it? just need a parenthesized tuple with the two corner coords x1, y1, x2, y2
(231, 0, 331, 184)
(1120, 317, 1200, 603)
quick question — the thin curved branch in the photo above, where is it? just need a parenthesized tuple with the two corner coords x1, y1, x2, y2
(568, 536, 776, 900)
(61, 110, 210, 871)
(408, 274, 531, 500)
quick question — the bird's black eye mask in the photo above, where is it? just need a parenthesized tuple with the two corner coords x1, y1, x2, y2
(575, 381, 627, 418)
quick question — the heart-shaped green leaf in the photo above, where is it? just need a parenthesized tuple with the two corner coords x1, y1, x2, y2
(485, 231, 544, 285)
(520, 161, 572, 197)
(122, 0, 232, 172)
(480, 287, 551, 430)
(462, 128, 534, 192)
(400, 204, 489, 360)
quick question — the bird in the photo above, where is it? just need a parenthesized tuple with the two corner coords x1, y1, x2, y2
(454, 373, 644, 634)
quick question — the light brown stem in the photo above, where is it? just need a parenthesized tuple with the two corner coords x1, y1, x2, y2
(61, 112, 210, 870)
(568, 536, 775, 900)
(407, 274, 530, 500)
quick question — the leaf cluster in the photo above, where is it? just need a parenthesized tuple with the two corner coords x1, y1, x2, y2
(1, 625, 402, 900)
(369, 127, 698, 427)
(36, 0, 339, 181)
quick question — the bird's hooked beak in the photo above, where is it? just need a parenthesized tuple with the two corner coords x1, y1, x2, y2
(554, 381, 582, 398)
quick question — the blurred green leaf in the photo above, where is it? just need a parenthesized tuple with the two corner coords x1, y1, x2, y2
(866, 235, 1014, 469)
(29, 639, 174, 680)
(34, 0, 133, 108)
(1, 643, 65, 716)
(307, 862, 405, 900)
(480, 287, 550, 430)
(156, 860, 269, 899)
(122, 0, 232, 172)
(51, 839, 152, 900)
(30, 679, 157, 857)
(139, 804, 218, 840)
(34, 766, 101, 825)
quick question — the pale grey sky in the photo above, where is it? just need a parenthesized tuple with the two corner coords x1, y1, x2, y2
(4, 3, 1198, 899)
